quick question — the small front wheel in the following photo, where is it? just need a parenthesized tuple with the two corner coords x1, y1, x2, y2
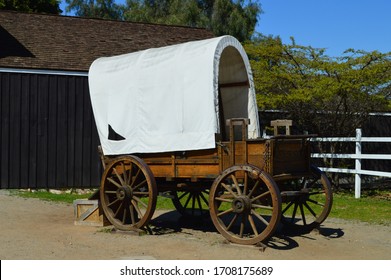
(100, 156, 157, 231)
(209, 165, 281, 245)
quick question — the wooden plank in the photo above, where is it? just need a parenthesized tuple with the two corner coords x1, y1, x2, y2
(74, 77, 84, 186)
(20, 74, 30, 187)
(28, 74, 38, 187)
(82, 79, 93, 186)
(47, 75, 58, 187)
(36, 75, 49, 187)
(0, 73, 10, 187)
(56, 75, 68, 186)
(9, 74, 21, 187)
(67, 76, 76, 186)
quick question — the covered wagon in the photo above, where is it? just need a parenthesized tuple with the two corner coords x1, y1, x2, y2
(88, 36, 332, 245)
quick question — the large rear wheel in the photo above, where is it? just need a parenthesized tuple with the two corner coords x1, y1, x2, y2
(280, 166, 333, 230)
(171, 188, 210, 217)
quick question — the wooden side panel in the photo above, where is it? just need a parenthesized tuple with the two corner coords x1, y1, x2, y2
(143, 149, 220, 179)
(270, 139, 311, 177)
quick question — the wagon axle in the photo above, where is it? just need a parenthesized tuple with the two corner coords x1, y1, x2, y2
(116, 186, 133, 201)
(232, 196, 252, 214)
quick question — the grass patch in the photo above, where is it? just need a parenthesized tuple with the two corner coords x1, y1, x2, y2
(329, 191, 391, 226)
(11, 189, 391, 226)
(13, 189, 91, 204)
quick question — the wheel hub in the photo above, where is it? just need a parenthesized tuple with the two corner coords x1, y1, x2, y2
(116, 185, 132, 200)
(232, 196, 252, 214)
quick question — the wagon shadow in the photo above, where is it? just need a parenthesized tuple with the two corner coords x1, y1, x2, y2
(266, 224, 345, 250)
(148, 210, 344, 251)
(149, 210, 217, 235)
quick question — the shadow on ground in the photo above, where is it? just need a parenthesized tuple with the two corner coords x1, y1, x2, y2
(143, 210, 345, 251)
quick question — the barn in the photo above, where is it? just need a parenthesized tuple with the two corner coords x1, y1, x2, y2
(0, 10, 213, 189)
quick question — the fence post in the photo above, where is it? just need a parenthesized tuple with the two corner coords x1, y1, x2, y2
(355, 128, 362, 198)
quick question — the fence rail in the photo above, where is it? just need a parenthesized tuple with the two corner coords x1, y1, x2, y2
(310, 129, 391, 198)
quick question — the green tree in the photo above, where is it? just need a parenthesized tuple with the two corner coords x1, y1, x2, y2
(245, 35, 391, 185)
(64, 0, 124, 19)
(245, 34, 391, 137)
(0, 0, 61, 14)
(65, 0, 261, 42)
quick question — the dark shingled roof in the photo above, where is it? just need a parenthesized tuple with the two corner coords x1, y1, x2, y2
(0, 10, 214, 72)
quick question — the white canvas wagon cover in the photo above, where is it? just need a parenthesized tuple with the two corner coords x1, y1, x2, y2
(88, 35, 260, 155)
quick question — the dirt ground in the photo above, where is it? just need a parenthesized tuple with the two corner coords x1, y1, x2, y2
(0, 189, 390, 260)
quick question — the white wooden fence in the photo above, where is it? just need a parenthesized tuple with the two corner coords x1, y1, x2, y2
(310, 129, 391, 198)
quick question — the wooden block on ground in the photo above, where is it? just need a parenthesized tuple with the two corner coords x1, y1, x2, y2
(73, 199, 110, 226)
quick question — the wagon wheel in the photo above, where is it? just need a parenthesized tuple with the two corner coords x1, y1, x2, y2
(280, 166, 332, 230)
(100, 156, 157, 231)
(171, 188, 210, 217)
(209, 165, 281, 245)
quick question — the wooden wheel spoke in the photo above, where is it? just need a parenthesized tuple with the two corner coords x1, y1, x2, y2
(183, 193, 192, 209)
(191, 194, 196, 215)
(226, 214, 238, 231)
(129, 205, 136, 224)
(104, 190, 117, 194)
(113, 167, 125, 186)
(307, 198, 325, 207)
(282, 201, 294, 214)
(304, 202, 318, 218)
(107, 198, 120, 208)
(251, 210, 269, 226)
(196, 194, 203, 212)
(114, 202, 123, 218)
(252, 203, 273, 211)
(239, 216, 245, 238)
(122, 207, 127, 224)
(299, 204, 307, 225)
(247, 179, 260, 198)
(309, 190, 324, 196)
(132, 196, 148, 209)
(251, 190, 270, 202)
(243, 172, 248, 195)
(132, 179, 147, 191)
(248, 214, 259, 236)
(221, 183, 238, 198)
(121, 162, 128, 185)
(107, 177, 122, 188)
(131, 200, 144, 218)
(230, 174, 242, 195)
(130, 169, 141, 188)
(217, 207, 234, 217)
(214, 197, 233, 203)
(291, 203, 299, 222)
(127, 163, 133, 185)
(133, 191, 149, 196)
(199, 191, 209, 206)
(178, 191, 189, 200)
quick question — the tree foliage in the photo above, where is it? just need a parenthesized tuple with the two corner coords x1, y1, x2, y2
(64, 0, 124, 19)
(64, 0, 261, 42)
(0, 0, 61, 14)
(245, 35, 391, 184)
(245, 34, 391, 138)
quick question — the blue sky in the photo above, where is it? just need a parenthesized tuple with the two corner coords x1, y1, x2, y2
(60, 0, 390, 57)
(258, 0, 391, 57)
